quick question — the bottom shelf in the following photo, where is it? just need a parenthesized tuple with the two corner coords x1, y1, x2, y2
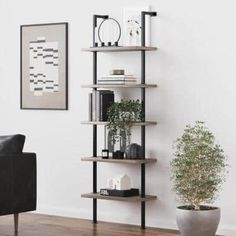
(81, 193, 157, 202)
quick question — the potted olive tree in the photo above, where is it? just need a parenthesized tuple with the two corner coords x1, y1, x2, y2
(170, 121, 227, 236)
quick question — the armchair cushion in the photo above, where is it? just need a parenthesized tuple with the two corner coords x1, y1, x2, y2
(0, 135, 25, 154)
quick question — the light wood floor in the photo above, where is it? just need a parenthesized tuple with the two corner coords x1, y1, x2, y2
(0, 213, 179, 236)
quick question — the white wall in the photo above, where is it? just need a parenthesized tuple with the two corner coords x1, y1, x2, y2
(0, 0, 236, 235)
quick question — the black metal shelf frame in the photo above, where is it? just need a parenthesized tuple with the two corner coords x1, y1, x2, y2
(90, 12, 157, 229)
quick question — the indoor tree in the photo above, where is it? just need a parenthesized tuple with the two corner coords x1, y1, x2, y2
(170, 121, 227, 210)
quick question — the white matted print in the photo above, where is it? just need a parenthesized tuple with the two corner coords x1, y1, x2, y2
(21, 23, 68, 110)
(123, 6, 150, 46)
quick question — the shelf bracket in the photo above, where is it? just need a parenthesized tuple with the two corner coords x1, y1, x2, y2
(93, 15, 109, 47)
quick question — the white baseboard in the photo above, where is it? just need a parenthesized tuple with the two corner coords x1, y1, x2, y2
(35, 206, 236, 236)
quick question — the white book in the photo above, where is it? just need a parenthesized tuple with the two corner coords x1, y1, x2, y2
(100, 75, 136, 80)
(98, 81, 137, 85)
(98, 79, 136, 83)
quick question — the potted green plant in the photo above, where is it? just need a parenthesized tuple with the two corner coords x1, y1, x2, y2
(170, 121, 227, 236)
(107, 99, 142, 146)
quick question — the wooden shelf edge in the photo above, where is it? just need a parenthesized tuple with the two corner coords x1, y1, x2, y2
(81, 84, 158, 88)
(81, 193, 157, 202)
(81, 157, 157, 164)
(81, 46, 158, 52)
(81, 121, 157, 126)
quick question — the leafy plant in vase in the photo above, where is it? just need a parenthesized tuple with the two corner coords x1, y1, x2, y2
(107, 99, 142, 154)
(170, 121, 227, 236)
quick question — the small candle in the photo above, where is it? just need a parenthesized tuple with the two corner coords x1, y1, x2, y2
(102, 149, 109, 159)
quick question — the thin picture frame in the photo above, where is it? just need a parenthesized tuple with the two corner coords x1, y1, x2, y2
(20, 22, 68, 110)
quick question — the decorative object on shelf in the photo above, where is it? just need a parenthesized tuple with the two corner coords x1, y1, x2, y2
(100, 188, 139, 197)
(101, 149, 109, 159)
(98, 17, 121, 47)
(105, 127, 114, 153)
(20, 23, 68, 110)
(107, 99, 143, 145)
(126, 143, 143, 159)
(119, 135, 127, 152)
(106, 174, 131, 190)
(170, 121, 228, 236)
(110, 69, 125, 75)
(112, 150, 124, 159)
(89, 90, 114, 121)
(123, 6, 150, 46)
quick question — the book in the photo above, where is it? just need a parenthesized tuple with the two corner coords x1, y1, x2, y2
(92, 90, 97, 121)
(98, 79, 136, 82)
(90, 90, 114, 121)
(88, 93, 92, 121)
(100, 75, 136, 81)
(100, 91, 114, 121)
(101, 74, 134, 77)
(98, 80, 137, 85)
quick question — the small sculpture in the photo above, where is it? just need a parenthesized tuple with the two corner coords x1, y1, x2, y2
(106, 174, 131, 190)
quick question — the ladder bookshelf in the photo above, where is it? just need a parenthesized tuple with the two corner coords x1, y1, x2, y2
(81, 12, 158, 229)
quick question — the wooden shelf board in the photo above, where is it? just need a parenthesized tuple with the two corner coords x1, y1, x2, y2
(81, 193, 157, 202)
(81, 121, 157, 126)
(81, 157, 157, 164)
(81, 46, 158, 52)
(81, 84, 157, 88)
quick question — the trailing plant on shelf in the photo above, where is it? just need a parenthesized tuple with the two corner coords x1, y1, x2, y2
(107, 99, 143, 145)
(171, 121, 227, 210)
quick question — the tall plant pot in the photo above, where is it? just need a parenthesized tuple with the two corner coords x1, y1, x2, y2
(176, 206, 220, 236)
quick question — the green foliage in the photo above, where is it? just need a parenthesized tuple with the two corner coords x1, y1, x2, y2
(107, 99, 142, 144)
(170, 121, 227, 210)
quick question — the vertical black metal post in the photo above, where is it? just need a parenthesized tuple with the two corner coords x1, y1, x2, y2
(141, 11, 157, 229)
(92, 14, 108, 224)
(93, 51, 97, 224)
(92, 15, 97, 224)
(141, 11, 146, 230)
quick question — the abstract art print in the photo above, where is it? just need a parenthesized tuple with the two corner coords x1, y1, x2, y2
(21, 23, 68, 110)
(123, 6, 150, 46)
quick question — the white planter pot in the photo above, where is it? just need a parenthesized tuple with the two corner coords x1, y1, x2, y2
(176, 206, 220, 236)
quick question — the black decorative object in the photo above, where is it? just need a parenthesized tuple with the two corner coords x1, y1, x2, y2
(98, 18, 121, 47)
(100, 188, 139, 197)
(126, 143, 143, 159)
(112, 151, 124, 159)
(102, 149, 109, 159)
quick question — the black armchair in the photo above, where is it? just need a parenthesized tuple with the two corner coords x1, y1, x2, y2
(0, 135, 37, 233)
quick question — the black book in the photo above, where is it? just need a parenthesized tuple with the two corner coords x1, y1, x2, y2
(99, 91, 114, 121)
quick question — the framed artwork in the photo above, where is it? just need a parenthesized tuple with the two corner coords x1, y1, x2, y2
(123, 6, 150, 46)
(20, 22, 68, 110)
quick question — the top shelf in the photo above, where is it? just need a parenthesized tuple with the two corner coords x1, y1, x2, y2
(81, 46, 158, 53)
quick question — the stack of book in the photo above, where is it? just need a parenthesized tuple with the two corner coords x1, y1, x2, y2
(89, 90, 114, 121)
(98, 75, 137, 85)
